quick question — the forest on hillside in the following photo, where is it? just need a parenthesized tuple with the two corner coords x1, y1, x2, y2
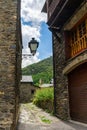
(22, 56, 53, 86)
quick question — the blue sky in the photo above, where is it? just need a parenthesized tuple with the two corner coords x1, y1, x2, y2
(21, 0, 52, 68)
(38, 23, 52, 60)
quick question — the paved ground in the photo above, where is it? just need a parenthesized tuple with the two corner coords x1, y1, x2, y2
(17, 103, 87, 130)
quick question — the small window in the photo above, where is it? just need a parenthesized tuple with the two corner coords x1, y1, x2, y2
(31, 90, 35, 94)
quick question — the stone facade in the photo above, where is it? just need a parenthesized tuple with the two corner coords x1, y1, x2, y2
(53, 35, 70, 120)
(20, 83, 36, 103)
(0, 0, 22, 130)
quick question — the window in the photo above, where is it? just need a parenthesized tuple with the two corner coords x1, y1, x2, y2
(31, 90, 35, 94)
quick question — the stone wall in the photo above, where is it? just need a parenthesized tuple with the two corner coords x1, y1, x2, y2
(20, 83, 36, 103)
(0, 0, 22, 130)
(52, 1, 86, 121)
(53, 34, 70, 120)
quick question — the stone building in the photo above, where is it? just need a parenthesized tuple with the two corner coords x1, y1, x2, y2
(0, 0, 22, 130)
(20, 76, 36, 103)
(42, 0, 87, 123)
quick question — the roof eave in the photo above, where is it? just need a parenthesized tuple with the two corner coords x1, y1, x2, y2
(41, 1, 47, 13)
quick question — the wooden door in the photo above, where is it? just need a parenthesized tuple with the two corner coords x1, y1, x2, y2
(68, 62, 87, 123)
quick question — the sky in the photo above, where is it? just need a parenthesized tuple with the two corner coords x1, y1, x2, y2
(21, 0, 52, 68)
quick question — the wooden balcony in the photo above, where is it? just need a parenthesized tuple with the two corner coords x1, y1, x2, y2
(71, 34, 87, 57)
(65, 18, 87, 59)
(70, 18, 87, 58)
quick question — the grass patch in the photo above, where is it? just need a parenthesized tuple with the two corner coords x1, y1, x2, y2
(39, 116, 51, 124)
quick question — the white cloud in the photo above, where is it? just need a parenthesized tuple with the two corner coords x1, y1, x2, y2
(21, 0, 46, 67)
(22, 48, 40, 68)
(22, 24, 40, 47)
(21, 0, 47, 23)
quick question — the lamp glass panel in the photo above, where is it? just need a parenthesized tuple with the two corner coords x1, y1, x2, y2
(30, 44, 37, 51)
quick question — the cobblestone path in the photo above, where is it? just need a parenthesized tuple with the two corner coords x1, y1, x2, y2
(17, 103, 87, 130)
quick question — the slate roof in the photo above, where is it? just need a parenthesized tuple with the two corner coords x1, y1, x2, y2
(21, 76, 33, 83)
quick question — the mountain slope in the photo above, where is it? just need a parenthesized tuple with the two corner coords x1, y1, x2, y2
(22, 56, 53, 86)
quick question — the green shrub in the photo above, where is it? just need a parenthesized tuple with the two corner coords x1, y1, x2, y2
(33, 87, 54, 113)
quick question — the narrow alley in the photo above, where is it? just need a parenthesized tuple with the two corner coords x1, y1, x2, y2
(17, 103, 87, 130)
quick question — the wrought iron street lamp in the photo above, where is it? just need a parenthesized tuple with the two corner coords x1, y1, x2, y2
(22, 38, 39, 59)
(28, 38, 39, 56)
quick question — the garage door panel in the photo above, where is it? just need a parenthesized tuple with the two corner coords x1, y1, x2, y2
(68, 63, 87, 123)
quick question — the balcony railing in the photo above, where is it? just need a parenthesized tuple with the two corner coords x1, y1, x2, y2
(67, 17, 87, 58)
(71, 34, 87, 57)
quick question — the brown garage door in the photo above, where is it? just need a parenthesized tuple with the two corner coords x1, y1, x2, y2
(68, 62, 87, 123)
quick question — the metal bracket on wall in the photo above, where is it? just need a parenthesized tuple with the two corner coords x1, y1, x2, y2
(49, 26, 61, 43)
